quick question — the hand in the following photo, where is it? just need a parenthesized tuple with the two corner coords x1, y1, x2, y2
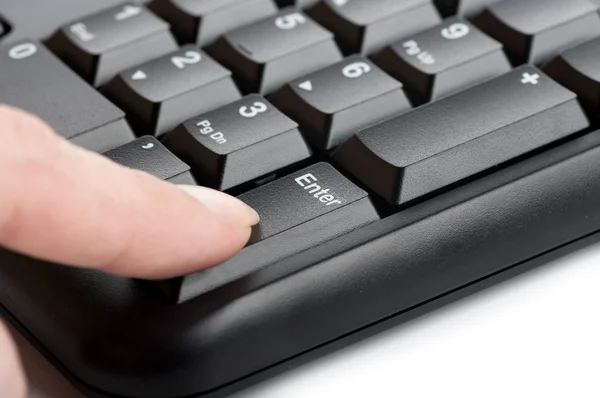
(0, 106, 259, 397)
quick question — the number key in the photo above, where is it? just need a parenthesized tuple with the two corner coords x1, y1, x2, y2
(104, 45, 241, 136)
(162, 95, 312, 190)
(46, 3, 178, 87)
(207, 9, 342, 94)
(271, 55, 411, 150)
(473, 0, 600, 65)
(308, 0, 441, 55)
(374, 19, 511, 105)
(149, 0, 278, 46)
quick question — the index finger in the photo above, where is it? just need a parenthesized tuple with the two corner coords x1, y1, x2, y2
(0, 106, 258, 279)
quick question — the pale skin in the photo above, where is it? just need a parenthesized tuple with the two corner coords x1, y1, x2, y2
(0, 106, 259, 397)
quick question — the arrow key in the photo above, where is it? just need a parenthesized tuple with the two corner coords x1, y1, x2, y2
(271, 55, 411, 150)
(105, 45, 241, 136)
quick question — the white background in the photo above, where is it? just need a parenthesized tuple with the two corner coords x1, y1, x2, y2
(11, 242, 600, 398)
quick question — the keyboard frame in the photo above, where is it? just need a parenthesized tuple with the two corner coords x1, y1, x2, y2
(2, 128, 600, 397)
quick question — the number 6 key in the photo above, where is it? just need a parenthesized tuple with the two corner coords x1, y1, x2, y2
(104, 45, 241, 136)
(271, 55, 411, 150)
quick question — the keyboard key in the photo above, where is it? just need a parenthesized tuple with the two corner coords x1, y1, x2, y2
(276, 0, 319, 7)
(271, 56, 411, 150)
(149, 0, 278, 46)
(104, 45, 241, 136)
(104, 136, 196, 184)
(163, 95, 311, 190)
(0, 0, 145, 43)
(46, 3, 178, 86)
(544, 38, 600, 116)
(434, 0, 501, 17)
(240, 162, 376, 243)
(207, 8, 343, 94)
(308, 0, 441, 55)
(158, 162, 379, 302)
(473, 0, 600, 65)
(333, 66, 590, 205)
(0, 40, 134, 152)
(374, 19, 511, 105)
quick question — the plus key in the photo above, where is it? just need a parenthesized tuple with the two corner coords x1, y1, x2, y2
(521, 72, 540, 85)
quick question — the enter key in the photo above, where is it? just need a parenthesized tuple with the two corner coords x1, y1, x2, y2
(239, 162, 378, 244)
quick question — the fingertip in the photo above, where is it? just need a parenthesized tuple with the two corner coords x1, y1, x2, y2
(178, 185, 260, 227)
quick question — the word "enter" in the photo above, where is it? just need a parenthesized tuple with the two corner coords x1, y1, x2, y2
(295, 173, 343, 206)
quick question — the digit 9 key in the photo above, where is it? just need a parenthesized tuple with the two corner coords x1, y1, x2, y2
(374, 18, 511, 105)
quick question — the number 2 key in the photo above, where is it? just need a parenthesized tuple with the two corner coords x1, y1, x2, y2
(104, 45, 241, 136)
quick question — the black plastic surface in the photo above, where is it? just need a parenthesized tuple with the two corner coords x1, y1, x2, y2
(3, 128, 600, 397)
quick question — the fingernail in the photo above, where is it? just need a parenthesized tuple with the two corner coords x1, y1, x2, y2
(178, 185, 260, 227)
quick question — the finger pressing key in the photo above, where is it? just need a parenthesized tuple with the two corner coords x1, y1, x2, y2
(0, 106, 258, 279)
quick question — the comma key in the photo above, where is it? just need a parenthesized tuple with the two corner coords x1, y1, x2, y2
(104, 137, 196, 184)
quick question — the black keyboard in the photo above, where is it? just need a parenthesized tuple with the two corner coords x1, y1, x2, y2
(2, 0, 600, 396)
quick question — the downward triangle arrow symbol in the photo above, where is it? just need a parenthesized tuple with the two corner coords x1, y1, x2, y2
(132, 70, 147, 80)
(298, 80, 313, 91)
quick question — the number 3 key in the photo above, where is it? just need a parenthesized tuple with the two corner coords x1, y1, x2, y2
(163, 94, 312, 191)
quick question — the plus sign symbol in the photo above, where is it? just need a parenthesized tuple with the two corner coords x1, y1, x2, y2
(521, 72, 540, 85)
